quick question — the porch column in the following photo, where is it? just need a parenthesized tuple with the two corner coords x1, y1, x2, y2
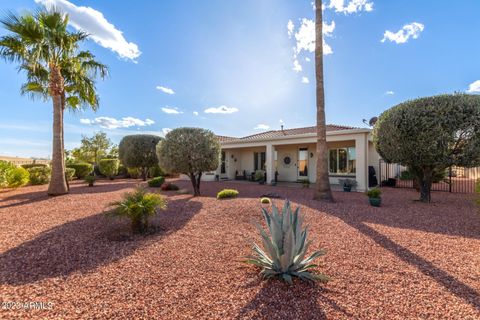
(265, 144, 275, 184)
(355, 134, 368, 192)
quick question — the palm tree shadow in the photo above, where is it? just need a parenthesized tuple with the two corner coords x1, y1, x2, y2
(235, 277, 352, 320)
(0, 197, 201, 286)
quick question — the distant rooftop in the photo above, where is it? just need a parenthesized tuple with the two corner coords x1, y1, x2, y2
(217, 124, 361, 143)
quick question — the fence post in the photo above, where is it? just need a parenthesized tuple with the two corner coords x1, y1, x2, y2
(449, 166, 452, 193)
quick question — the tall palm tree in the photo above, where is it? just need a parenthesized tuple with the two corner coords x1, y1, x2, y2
(313, 0, 334, 201)
(0, 9, 107, 195)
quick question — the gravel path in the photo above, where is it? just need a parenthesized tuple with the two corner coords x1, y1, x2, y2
(0, 179, 479, 319)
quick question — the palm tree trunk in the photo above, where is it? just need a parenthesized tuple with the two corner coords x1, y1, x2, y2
(47, 66, 68, 196)
(313, 0, 334, 202)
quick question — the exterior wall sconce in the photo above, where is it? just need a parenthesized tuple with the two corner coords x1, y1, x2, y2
(310, 152, 314, 158)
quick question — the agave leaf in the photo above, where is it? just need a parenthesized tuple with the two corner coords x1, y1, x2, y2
(282, 273, 293, 284)
(282, 225, 294, 272)
(301, 250, 326, 266)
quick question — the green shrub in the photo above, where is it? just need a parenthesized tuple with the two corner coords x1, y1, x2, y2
(67, 163, 93, 178)
(117, 164, 127, 177)
(65, 168, 76, 181)
(27, 166, 51, 185)
(148, 176, 165, 187)
(254, 170, 265, 182)
(21, 163, 48, 170)
(127, 167, 141, 179)
(217, 189, 239, 199)
(161, 182, 179, 191)
(99, 159, 119, 179)
(85, 175, 96, 187)
(6, 167, 30, 188)
(245, 201, 329, 284)
(119, 134, 162, 181)
(399, 170, 414, 181)
(149, 165, 165, 178)
(260, 197, 271, 204)
(366, 187, 382, 198)
(0, 160, 16, 188)
(109, 187, 167, 233)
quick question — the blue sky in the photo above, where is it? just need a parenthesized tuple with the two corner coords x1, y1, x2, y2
(1, 0, 479, 158)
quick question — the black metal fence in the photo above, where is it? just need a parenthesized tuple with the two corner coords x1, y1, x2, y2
(378, 160, 480, 194)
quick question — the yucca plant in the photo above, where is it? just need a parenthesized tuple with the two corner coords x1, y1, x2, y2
(109, 187, 167, 234)
(245, 201, 329, 284)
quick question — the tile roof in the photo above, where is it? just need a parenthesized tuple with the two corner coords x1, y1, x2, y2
(217, 124, 359, 143)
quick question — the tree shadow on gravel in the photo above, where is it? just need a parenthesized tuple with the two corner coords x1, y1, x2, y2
(0, 197, 201, 286)
(235, 279, 353, 320)
(0, 181, 138, 210)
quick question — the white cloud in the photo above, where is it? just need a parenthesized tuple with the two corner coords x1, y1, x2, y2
(80, 117, 154, 129)
(161, 106, 183, 114)
(305, 57, 311, 62)
(287, 20, 295, 38)
(293, 59, 303, 72)
(279, 119, 284, 125)
(156, 86, 175, 95)
(301, 76, 310, 84)
(162, 128, 172, 136)
(328, 0, 374, 14)
(35, 0, 141, 61)
(467, 80, 480, 93)
(254, 124, 270, 130)
(204, 105, 239, 114)
(293, 18, 335, 57)
(193, 111, 199, 116)
(385, 90, 395, 95)
(381, 22, 425, 44)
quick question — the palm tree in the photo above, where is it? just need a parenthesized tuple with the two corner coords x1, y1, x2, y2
(0, 9, 107, 195)
(313, 0, 334, 201)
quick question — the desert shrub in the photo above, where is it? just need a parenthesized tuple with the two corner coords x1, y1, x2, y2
(260, 197, 271, 204)
(366, 187, 382, 198)
(217, 189, 239, 199)
(28, 166, 51, 185)
(117, 164, 127, 177)
(6, 167, 30, 188)
(109, 187, 167, 233)
(119, 135, 162, 181)
(148, 176, 165, 187)
(245, 201, 329, 283)
(127, 167, 141, 179)
(157, 128, 220, 196)
(21, 163, 48, 170)
(65, 168, 76, 181)
(161, 182, 179, 191)
(85, 175, 96, 187)
(99, 159, 119, 179)
(67, 163, 93, 178)
(149, 165, 164, 178)
(0, 160, 16, 187)
(254, 170, 265, 182)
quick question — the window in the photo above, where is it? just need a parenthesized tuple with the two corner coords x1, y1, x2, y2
(328, 147, 356, 174)
(254, 152, 266, 171)
(221, 151, 226, 174)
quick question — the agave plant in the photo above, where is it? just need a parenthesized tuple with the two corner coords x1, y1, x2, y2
(109, 186, 167, 234)
(245, 201, 329, 284)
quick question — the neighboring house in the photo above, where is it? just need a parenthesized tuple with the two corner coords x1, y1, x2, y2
(200, 125, 380, 192)
(0, 155, 50, 166)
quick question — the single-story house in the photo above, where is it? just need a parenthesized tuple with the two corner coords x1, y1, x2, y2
(197, 125, 380, 192)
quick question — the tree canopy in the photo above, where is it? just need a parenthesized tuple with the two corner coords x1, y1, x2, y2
(119, 134, 162, 181)
(156, 128, 220, 196)
(374, 93, 480, 201)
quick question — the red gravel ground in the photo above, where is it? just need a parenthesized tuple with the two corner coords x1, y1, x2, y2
(0, 179, 479, 319)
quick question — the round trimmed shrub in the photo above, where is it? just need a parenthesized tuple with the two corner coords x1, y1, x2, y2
(161, 182, 179, 191)
(127, 167, 141, 179)
(260, 197, 271, 204)
(65, 168, 76, 181)
(119, 134, 162, 181)
(67, 163, 93, 178)
(21, 163, 48, 170)
(0, 160, 16, 188)
(217, 189, 239, 199)
(148, 176, 165, 187)
(27, 166, 51, 185)
(6, 167, 30, 188)
(99, 159, 119, 180)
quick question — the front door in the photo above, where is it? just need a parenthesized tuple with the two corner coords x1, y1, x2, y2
(297, 148, 309, 179)
(220, 151, 226, 177)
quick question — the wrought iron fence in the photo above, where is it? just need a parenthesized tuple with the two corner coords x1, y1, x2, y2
(378, 160, 480, 194)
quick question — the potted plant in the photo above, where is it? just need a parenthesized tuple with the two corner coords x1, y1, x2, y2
(254, 170, 265, 185)
(341, 178, 357, 192)
(85, 175, 96, 187)
(366, 187, 381, 207)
